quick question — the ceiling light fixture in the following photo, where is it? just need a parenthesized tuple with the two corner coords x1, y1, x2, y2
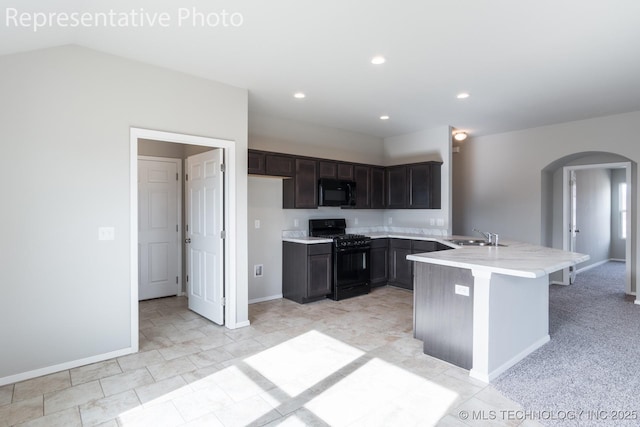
(453, 131, 468, 141)
(371, 56, 386, 65)
(380, 115, 390, 120)
(456, 92, 470, 99)
(293, 92, 306, 99)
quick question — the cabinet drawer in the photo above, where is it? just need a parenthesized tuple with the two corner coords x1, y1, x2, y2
(412, 240, 438, 252)
(370, 238, 389, 249)
(308, 243, 332, 256)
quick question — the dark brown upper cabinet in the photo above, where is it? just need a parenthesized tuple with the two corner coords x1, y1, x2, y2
(354, 165, 371, 208)
(370, 167, 386, 209)
(318, 161, 337, 179)
(319, 161, 354, 181)
(407, 162, 442, 209)
(337, 163, 354, 181)
(283, 158, 318, 209)
(265, 154, 295, 177)
(386, 165, 407, 208)
(248, 150, 266, 174)
(248, 149, 442, 210)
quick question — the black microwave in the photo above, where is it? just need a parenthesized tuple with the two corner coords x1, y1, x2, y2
(318, 179, 356, 207)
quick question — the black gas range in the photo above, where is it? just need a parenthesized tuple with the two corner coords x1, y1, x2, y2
(309, 219, 371, 301)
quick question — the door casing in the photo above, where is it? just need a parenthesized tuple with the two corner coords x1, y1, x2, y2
(130, 128, 240, 354)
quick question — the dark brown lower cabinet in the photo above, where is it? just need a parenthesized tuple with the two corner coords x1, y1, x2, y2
(369, 238, 389, 287)
(282, 242, 332, 303)
(413, 263, 474, 369)
(388, 239, 413, 289)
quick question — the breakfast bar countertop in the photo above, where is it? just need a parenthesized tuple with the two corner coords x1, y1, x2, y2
(407, 240, 589, 278)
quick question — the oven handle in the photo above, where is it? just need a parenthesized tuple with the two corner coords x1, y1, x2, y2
(334, 246, 371, 253)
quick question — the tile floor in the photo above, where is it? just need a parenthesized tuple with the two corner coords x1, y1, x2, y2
(0, 287, 543, 427)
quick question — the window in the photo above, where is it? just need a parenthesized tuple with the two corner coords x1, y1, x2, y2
(619, 182, 627, 239)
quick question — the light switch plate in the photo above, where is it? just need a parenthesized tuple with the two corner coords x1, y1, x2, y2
(254, 264, 264, 277)
(455, 284, 470, 296)
(98, 227, 115, 241)
(255, 220, 261, 229)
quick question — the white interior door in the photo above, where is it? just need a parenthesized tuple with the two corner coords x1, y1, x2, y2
(186, 149, 225, 325)
(138, 158, 181, 300)
(568, 170, 579, 284)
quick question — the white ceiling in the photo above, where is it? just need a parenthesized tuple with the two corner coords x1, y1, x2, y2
(2, 0, 640, 138)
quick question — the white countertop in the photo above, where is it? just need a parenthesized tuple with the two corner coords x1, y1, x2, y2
(283, 232, 450, 244)
(282, 236, 333, 244)
(407, 240, 589, 278)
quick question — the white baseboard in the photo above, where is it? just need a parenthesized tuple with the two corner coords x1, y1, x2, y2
(249, 294, 283, 304)
(610, 258, 626, 263)
(228, 320, 251, 329)
(577, 259, 610, 274)
(0, 347, 136, 387)
(470, 334, 550, 383)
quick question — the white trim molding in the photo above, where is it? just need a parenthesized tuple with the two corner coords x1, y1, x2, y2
(130, 128, 242, 333)
(0, 347, 134, 387)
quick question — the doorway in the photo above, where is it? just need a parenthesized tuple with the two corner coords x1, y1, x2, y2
(130, 128, 239, 352)
(562, 162, 632, 293)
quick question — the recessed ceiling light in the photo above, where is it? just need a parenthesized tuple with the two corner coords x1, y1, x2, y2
(371, 56, 386, 65)
(456, 92, 470, 99)
(293, 92, 306, 99)
(380, 115, 390, 120)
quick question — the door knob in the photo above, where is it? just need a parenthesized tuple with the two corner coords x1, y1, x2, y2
(185, 238, 191, 244)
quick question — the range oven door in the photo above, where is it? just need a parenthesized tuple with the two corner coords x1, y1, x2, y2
(333, 247, 371, 298)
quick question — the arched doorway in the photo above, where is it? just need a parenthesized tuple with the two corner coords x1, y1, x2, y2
(541, 151, 635, 295)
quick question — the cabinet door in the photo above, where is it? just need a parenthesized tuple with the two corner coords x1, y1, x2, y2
(370, 239, 389, 287)
(319, 161, 337, 179)
(295, 158, 318, 208)
(407, 163, 431, 208)
(337, 163, 354, 180)
(307, 253, 332, 298)
(370, 167, 386, 209)
(354, 165, 371, 209)
(407, 162, 442, 209)
(386, 165, 407, 208)
(388, 239, 413, 289)
(266, 154, 295, 177)
(248, 150, 265, 175)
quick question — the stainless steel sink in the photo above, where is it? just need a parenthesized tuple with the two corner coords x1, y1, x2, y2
(446, 239, 506, 247)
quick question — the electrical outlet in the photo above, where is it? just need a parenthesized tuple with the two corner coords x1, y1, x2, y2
(254, 219, 261, 229)
(294, 219, 299, 227)
(429, 218, 436, 226)
(98, 227, 115, 241)
(455, 284, 470, 296)
(388, 217, 393, 225)
(254, 264, 264, 277)
(354, 218, 359, 225)
(437, 218, 445, 226)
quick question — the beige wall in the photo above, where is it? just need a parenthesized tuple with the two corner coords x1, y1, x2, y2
(0, 46, 248, 382)
(249, 113, 385, 165)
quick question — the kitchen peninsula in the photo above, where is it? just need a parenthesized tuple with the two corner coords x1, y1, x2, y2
(408, 241, 588, 383)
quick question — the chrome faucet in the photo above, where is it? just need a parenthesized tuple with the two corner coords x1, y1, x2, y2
(473, 228, 500, 246)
